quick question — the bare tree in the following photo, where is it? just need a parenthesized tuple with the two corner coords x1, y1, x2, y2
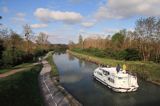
(23, 24, 33, 54)
(78, 34, 83, 49)
(36, 32, 49, 50)
(135, 17, 158, 61)
(68, 40, 75, 49)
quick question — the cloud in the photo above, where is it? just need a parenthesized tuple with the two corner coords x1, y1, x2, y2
(47, 33, 74, 44)
(95, 0, 160, 20)
(16, 13, 26, 17)
(31, 24, 48, 28)
(12, 12, 26, 24)
(81, 21, 95, 27)
(34, 8, 83, 24)
(104, 28, 120, 35)
(40, 26, 77, 44)
(1, 6, 9, 13)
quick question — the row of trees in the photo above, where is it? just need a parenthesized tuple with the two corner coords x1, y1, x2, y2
(0, 24, 50, 67)
(69, 17, 160, 63)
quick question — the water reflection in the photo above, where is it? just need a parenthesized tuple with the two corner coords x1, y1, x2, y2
(68, 53, 75, 61)
(78, 59, 83, 67)
(61, 73, 82, 83)
(53, 53, 160, 106)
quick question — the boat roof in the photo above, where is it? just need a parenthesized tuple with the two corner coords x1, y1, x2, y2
(99, 67, 128, 77)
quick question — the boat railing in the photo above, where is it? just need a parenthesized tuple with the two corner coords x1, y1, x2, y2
(98, 64, 111, 68)
(126, 71, 137, 77)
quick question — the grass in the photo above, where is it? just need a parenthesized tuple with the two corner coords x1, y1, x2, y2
(0, 62, 34, 74)
(68, 50, 160, 84)
(46, 51, 59, 77)
(0, 69, 10, 74)
(0, 64, 44, 106)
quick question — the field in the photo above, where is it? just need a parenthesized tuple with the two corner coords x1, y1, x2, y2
(0, 65, 44, 106)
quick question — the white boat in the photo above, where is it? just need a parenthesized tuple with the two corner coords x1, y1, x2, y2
(93, 66, 139, 92)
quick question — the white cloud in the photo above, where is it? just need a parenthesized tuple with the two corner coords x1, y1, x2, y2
(40, 26, 78, 44)
(104, 28, 120, 35)
(16, 13, 26, 17)
(81, 21, 95, 27)
(31, 24, 48, 28)
(47, 33, 75, 44)
(34, 8, 83, 24)
(1, 6, 9, 13)
(12, 12, 26, 24)
(95, 0, 160, 20)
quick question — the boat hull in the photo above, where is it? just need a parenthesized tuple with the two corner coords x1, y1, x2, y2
(93, 74, 138, 93)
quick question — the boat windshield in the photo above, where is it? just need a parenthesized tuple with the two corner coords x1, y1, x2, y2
(118, 77, 123, 79)
(102, 70, 110, 76)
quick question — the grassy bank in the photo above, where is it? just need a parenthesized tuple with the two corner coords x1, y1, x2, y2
(46, 51, 59, 77)
(67, 50, 160, 85)
(0, 62, 34, 74)
(0, 64, 44, 106)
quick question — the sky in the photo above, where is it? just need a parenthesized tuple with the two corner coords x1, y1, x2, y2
(0, 0, 160, 44)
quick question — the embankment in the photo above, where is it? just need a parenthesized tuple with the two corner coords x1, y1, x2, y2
(39, 52, 82, 106)
(67, 50, 160, 86)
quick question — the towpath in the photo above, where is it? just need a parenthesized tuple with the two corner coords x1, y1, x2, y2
(39, 60, 82, 106)
(0, 63, 39, 78)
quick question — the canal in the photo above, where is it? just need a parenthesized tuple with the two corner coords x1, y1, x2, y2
(53, 53, 160, 106)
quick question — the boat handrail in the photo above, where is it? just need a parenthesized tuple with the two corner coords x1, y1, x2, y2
(126, 71, 137, 77)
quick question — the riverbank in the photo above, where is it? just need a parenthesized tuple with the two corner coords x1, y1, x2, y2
(45, 51, 59, 77)
(67, 50, 160, 85)
(0, 64, 44, 106)
(40, 52, 82, 106)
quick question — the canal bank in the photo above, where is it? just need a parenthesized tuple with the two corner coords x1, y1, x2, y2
(39, 52, 82, 106)
(67, 50, 160, 86)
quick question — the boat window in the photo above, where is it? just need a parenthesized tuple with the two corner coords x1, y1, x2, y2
(103, 70, 110, 76)
(108, 77, 114, 83)
(118, 77, 123, 79)
(97, 72, 102, 76)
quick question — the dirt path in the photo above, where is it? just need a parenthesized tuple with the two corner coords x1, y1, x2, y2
(0, 63, 39, 78)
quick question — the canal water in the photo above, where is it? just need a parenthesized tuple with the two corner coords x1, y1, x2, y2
(53, 53, 160, 106)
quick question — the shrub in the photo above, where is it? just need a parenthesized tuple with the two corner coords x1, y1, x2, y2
(118, 48, 141, 60)
(73, 47, 141, 61)
(104, 48, 117, 58)
(2, 49, 14, 66)
(2, 49, 26, 66)
(83, 48, 106, 58)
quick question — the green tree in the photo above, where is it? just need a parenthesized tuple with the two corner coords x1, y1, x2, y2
(2, 32, 25, 66)
(111, 33, 125, 49)
(0, 39, 4, 66)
